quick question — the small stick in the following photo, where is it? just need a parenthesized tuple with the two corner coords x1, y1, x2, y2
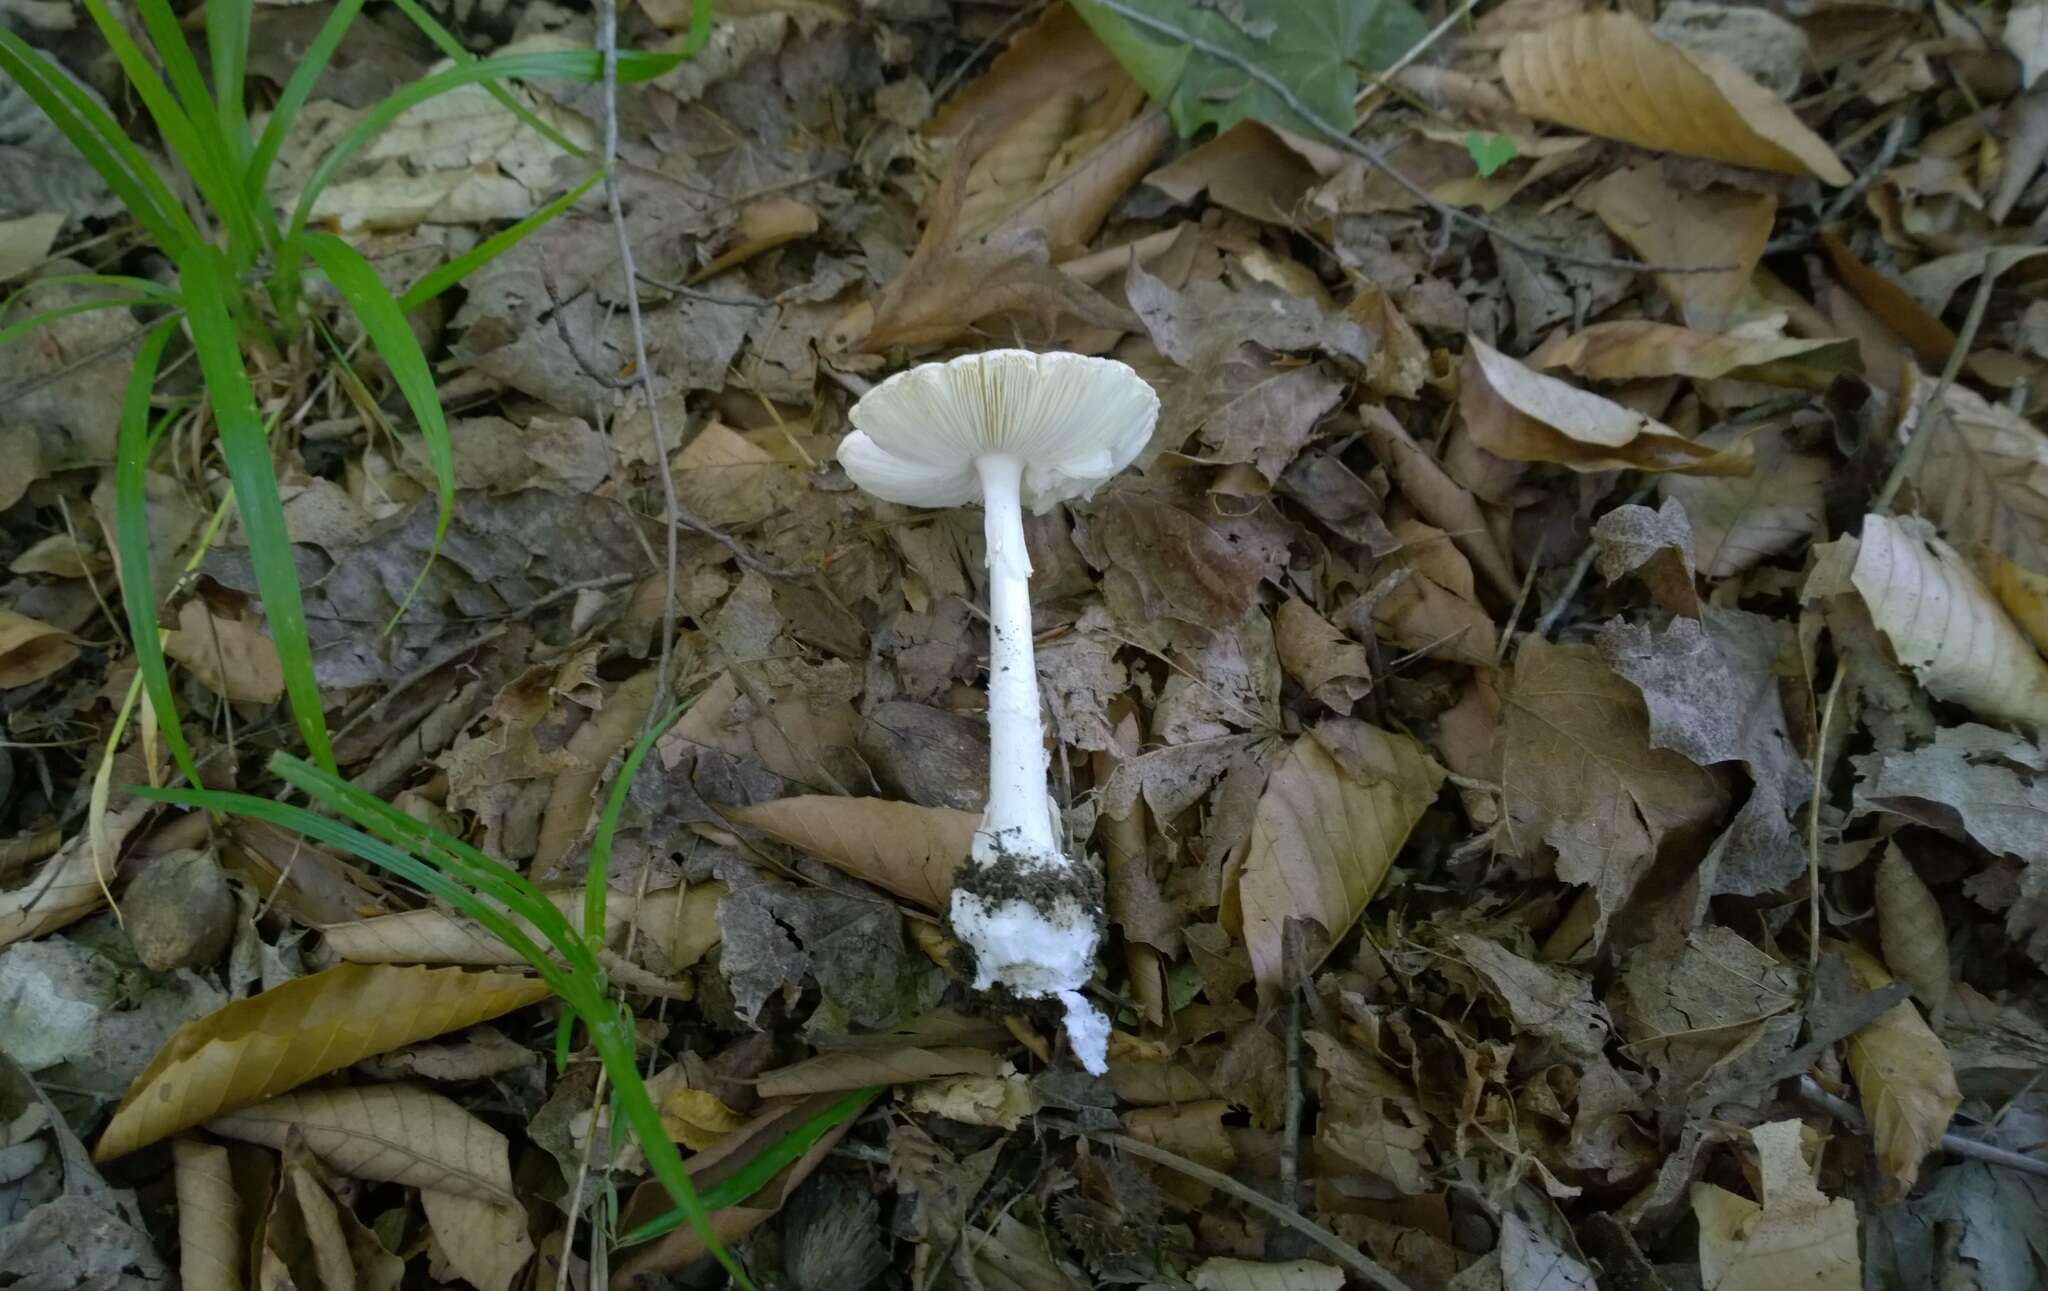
(1795, 1075, 2048, 1181)
(1085, 0, 1729, 275)
(1083, 1130, 1417, 1291)
(1874, 251, 2004, 513)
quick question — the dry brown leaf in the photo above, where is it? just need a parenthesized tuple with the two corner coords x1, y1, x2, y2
(1692, 1120, 1860, 1290)
(1530, 321, 1862, 390)
(174, 1138, 242, 1291)
(1358, 404, 1517, 601)
(1145, 121, 1322, 226)
(10, 532, 108, 577)
(422, 1191, 532, 1291)
(672, 423, 801, 529)
(757, 1046, 1001, 1098)
(1189, 1257, 1345, 1291)
(207, 1084, 518, 1202)
(162, 599, 286, 704)
(1370, 519, 1501, 667)
(0, 794, 152, 949)
(691, 195, 819, 282)
(1576, 166, 1773, 332)
(1821, 230, 1956, 368)
(95, 963, 552, 1162)
(1837, 940, 1962, 1200)
(321, 885, 626, 967)
(614, 1092, 862, 1283)
(723, 795, 976, 912)
(1502, 12, 1849, 183)
(1659, 428, 1827, 578)
(927, 1, 1132, 141)
(1874, 843, 1950, 1019)
(958, 91, 1082, 238)
(860, 105, 1151, 350)
(659, 1085, 745, 1149)
(1907, 371, 2048, 572)
(1273, 598, 1372, 715)
(1461, 337, 1752, 477)
(0, 607, 78, 688)
(1848, 513, 2048, 729)
(1498, 640, 1728, 952)
(261, 1152, 405, 1291)
(1233, 720, 1444, 1002)
(1979, 545, 2048, 653)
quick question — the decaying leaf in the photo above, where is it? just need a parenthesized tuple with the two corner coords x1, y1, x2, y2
(174, 1138, 240, 1291)
(422, 1191, 531, 1291)
(1659, 428, 1827, 578)
(0, 608, 78, 689)
(1498, 640, 1727, 951)
(1907, 372, 2048, 573)
(1502, 12, 1849, 182)
(723, 796, 975, 912)
(95, 964, 552, 1161)
(1531, 321, 1861, 390)
(207, 1084, 519, 1202)
(1838, 941, 1962, 1200)
(1875, 844, 1951, 1019)
(1576, 165, 1774, 332)
(1692, 1120, 1860, 1289)
(1232, 719, 1443, 1000)
(1846, 514, 2048, 729)
(1273, 598, 1373, 714)
(161, 600, 286, 704)
(1460, 337, 1752, 476)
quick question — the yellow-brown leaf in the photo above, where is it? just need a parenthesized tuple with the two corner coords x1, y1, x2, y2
(1838, 941, 1962, 1200)
(95, 963, 552, 1162)
(723, 795, 976, 912)
(208, 1084, 518, 1202)
(174, 1138, 243, 1291)
(1501, 12, 1849, 183)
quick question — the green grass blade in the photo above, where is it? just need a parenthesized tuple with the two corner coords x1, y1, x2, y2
(245, 0, 368, 210)
(398, 169, 604, 314)
(179, 253, 336, 773)
(207, 0, 253, 155)
(386, 0, 589, 160)
(589, 1021, 756, 1289)
(78, 0, 256, 256)
(585, 693, 694, 949)
(286, 49, 682, 243)
(268, 752, 589, 959)
(138, 782, 573, 995)
(615, 1085, 882, 1247)
(297, 231, 453, 630)
(114, 319, 200, 788)
(0, 34, 198, 254)
(1, 273, 179, 303)
(0, 297, 156, 350)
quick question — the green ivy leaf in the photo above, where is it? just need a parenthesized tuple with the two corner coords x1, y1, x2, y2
(1464, 130, 1519, 178)
(1073, 0, 1426, 139)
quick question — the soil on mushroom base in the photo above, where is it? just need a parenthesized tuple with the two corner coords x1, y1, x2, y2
(955, 838, 1106, 927)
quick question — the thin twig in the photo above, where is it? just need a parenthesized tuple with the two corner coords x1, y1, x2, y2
(1534, 483, 1655, 639)
(1085, 0, 1726, 275)
(632, 272, 774, 308)
(1807, 671, 1844, 972)
(1082, 1130, 1416, 1291)
(1874, 251, 2004, 512)
(1795, 1076, 2048, 1181)
(1352, 0, 1479, 112)
(1765, 112, 1911, 254)
(541, 262, 631, 390)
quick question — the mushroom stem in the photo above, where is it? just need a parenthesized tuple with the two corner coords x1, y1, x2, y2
(973, 453, 1062, 867)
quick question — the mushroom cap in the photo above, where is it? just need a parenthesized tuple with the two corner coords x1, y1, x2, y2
(839, 349, 1158, 514)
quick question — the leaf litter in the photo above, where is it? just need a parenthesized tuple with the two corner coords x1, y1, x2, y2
(5, 1, 2048, 1288)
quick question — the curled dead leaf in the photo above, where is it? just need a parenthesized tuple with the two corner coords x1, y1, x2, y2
(207, 1084, 519, 1202)
(722, 795, 975, 912)
(1530, 321, 1862, 390)
(0, 608, 78, 689)
(1502, 12, 1849, 183)
(1848, 514, 2048, 729)
(95, 963, 552, 1162)
(1233, 720, 1444, 1002)
(1837, 940, 1962, 1200)
(1460, 337, 1753, 477)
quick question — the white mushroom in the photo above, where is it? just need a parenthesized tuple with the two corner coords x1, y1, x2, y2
(839, 349, 1157, 1074)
